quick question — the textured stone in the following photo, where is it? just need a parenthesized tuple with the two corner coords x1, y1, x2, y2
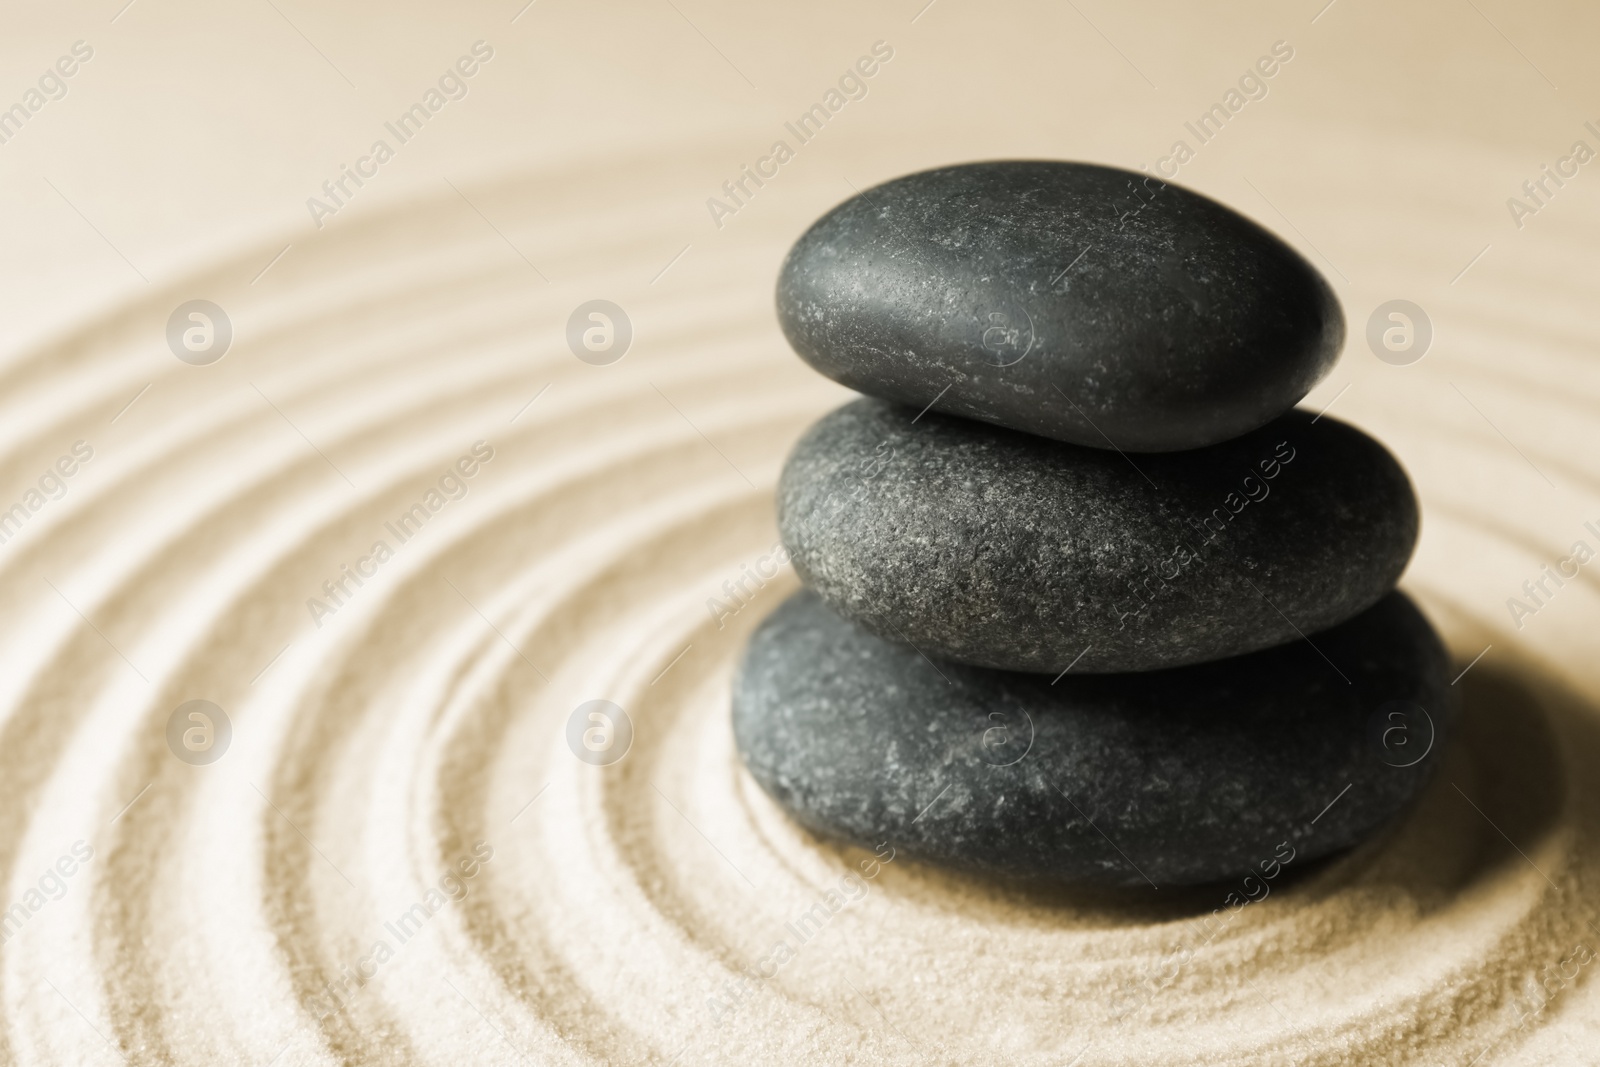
(732, 588, 1453, 888)
(778, 398, 1417, 674)
(776, 161, 1343, 452)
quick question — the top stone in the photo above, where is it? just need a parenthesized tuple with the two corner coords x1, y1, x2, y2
(777, 161, 1344, 452)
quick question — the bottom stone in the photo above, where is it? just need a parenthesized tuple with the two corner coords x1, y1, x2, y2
(732, 589, 1453, 888)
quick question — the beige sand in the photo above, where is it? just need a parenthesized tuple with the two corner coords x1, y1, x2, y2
(1, 2, 1599, 1063)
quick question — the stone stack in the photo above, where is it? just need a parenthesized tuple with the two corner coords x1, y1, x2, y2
(733, 162, 1453, 888)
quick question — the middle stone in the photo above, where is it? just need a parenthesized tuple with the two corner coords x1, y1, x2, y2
(779, 398, 1418, 674)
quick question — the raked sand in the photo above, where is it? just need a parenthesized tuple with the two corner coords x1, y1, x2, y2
(2, 2, 1600, 1062)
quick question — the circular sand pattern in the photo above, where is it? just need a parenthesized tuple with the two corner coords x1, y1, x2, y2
(1, 150, 1598, 1066)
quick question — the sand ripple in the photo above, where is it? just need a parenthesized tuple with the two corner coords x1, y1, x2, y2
(1, 150, 1598, 1065)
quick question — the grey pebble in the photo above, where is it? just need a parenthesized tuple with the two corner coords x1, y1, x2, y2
(776, 160, 1343, 452)
(732, 588, 1453, 888)
(778, 398, 1417, 674)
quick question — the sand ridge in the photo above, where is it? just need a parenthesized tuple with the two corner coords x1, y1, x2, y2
(0, 136, 1596, 1064)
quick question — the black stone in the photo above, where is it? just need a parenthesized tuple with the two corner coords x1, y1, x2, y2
(732, 588, 1453, 889)
(776, 161, 1343, 453)
(779, 398, 1417, 674)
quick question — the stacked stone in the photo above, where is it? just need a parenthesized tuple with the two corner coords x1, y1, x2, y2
(731, 162, 1455, 889)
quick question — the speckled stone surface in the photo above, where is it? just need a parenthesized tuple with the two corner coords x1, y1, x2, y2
(778, 398, 1418, 674)
(732, 588, 1453, 888)
(776, 161, 1343, 453)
